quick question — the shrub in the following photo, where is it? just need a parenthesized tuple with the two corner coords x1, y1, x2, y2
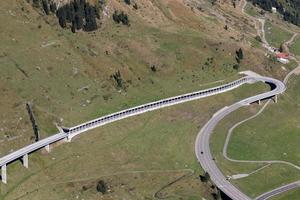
(113, 11, 130, 26)
(255, 35, 262, 42)
(124, 0, 131, 5)
(150, 65, 157, 72)
(96, 180, 108, 194)
(112, 70, 123, 88)
(199, 172, 210, 182)
(236, 48, 243, 60)
(235, 48, 244, 64)
(233, 64, 240, 70)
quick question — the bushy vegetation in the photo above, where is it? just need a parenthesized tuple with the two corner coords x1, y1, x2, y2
(124, 0, 131, 5)
(111, 70, 124, 89)
(96, 180, 108, 194)
(199, 172, 210, 183)
(236, 48, 243, 63)
(150, 65, 157, 72)
(264, 20, 293, 48)
(113, 10, 130, 26)
(255, 35, 262, 43)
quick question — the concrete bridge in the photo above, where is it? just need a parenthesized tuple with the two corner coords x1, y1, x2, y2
(0, 73, 283, 187)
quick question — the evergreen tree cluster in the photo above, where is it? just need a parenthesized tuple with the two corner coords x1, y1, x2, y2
(56, 0, 100, 32)
(29, 0, 57, 13)
(249, 0, 300, 26)
(28, 0, 104, 32)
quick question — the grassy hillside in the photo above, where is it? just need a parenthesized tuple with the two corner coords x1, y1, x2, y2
(0, 0, 293, 199)
(290, 36, 300, 55)
(264, 20, 293, 48)
(210, 91, 300, 198)
(206, 7, 300, 197)
(0, 0, 282, 156)
(272, 189, 300, 200)
(1, 82, 269, 200)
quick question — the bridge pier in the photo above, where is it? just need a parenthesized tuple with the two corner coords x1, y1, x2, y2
(273, 95, 278, 103)
(66, 135, 72, 142)
(22, 154, 28, 168)
(258, 99, 261, 105)
(1, 165, 7, 184)
(45, 144, 50, 153)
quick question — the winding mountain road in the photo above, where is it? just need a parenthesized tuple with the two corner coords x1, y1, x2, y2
(0, 2, 298, 200)
(229, 1, 300, 199)
(255, 180, 300, 200)
(195, 72, 285, 200)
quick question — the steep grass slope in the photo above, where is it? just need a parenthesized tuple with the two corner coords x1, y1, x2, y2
(0, 0, 282, 155)
(0, 0, 289, 199)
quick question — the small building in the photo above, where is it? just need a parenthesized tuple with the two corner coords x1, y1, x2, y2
(276, 53, 289, 59)
(272, 7, 277, 13)
(276, 53, 289, 64)
(277, 58, 289, 64)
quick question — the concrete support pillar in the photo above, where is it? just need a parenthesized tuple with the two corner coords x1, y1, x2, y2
(1, 165, 7, 184)
(274, 95, 278, 103)
(22, 154, 28, 168)
(66, 137, 71, 142)
(258, 100, 261, 105)
(45, 144, 50, 153)
(65, 135, 72, 142)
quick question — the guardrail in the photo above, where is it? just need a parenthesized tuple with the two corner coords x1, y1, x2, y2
(67, 77, 252, 139)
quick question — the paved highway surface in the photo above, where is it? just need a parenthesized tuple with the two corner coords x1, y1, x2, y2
(0, 133, 66, 167)
(255, 180, 300, 200)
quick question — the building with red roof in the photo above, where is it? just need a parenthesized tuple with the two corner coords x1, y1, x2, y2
(276, 53, 289, 59)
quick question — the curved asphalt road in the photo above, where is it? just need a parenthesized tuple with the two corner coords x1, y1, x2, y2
(195, 73, 286, 200)
(255, 180, 300, 200)
(216, 2, 300, 198)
